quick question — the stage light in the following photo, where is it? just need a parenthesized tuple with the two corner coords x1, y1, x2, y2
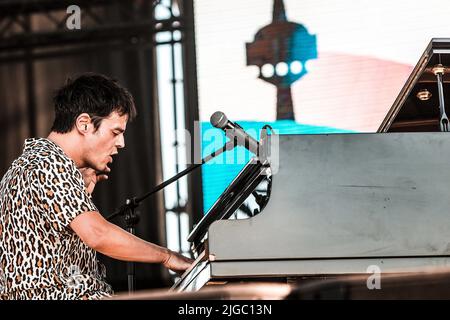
(275, 62, 288, 76)
(417, 89, 432, 101)
(290, 61, 303, 74)
(261, 64, 275, 78)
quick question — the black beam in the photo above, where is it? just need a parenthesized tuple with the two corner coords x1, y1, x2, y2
(0, 17, 183, 51)
(182, 0, 204, 224)
(0, 37, 183, 64)
(0, 0, 122, 17)
(24, 15, 36, 137)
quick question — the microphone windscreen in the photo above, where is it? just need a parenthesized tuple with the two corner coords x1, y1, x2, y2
(210, 111, 228, 129)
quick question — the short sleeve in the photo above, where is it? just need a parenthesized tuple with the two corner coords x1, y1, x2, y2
(29, 155, 98, 230)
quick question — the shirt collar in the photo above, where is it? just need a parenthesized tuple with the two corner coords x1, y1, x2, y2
(24, 138, 65, 155)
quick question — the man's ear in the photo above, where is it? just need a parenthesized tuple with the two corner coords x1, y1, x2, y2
(75, 113, 92, 134)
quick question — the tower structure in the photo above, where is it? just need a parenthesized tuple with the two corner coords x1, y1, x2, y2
(246, 0, 317, 120)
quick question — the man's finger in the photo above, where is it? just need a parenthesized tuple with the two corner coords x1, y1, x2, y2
(81, 167, 96, 174)
(97, 174, 109, 181)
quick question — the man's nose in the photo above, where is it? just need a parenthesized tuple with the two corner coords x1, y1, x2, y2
(116, 134, 125, 149)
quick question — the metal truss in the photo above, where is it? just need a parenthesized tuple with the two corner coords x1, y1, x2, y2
(0, 0, 179, 63)
(0, 0, 203, 265)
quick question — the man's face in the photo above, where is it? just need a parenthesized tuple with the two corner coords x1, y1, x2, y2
(83, 111, 128, 173)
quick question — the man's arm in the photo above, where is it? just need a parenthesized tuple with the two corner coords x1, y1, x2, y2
(70, 211, 192, 273)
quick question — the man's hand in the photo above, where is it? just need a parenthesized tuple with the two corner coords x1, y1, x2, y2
(163, 250, 194, 274)
(79, 167, 109, 195)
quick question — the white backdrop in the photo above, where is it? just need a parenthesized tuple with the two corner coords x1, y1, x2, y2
(195, 0, 450, 131)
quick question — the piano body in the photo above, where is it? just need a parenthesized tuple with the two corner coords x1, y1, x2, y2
(173, 39, 450, 292)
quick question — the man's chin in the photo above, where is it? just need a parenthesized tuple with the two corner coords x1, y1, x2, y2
(87, 162, 108, 174)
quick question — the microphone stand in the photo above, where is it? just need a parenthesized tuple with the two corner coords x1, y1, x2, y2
(106, 140, 236, 294)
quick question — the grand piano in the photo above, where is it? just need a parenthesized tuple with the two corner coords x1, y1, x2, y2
(172, 39, 450, 292)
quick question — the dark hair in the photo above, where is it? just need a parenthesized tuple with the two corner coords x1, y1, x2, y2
(50, 73, 137, 133)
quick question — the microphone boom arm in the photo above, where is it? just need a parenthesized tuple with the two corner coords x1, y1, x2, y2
(106, 140, 236, 221)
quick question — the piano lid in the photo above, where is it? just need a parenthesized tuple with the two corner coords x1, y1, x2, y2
(379, 38, 450, 132)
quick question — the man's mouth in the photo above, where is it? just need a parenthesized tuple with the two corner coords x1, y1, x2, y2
(105, 155, 113, 172)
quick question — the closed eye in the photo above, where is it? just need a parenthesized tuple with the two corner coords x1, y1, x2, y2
(112, 129, 124, 136)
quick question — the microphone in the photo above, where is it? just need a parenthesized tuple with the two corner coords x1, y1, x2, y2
(210, 111, 259, 154)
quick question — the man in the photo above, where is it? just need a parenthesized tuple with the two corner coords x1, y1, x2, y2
(0, 73, 193, 300)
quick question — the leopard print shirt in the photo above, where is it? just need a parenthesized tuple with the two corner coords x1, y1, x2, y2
(0, 138, 113, 300)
